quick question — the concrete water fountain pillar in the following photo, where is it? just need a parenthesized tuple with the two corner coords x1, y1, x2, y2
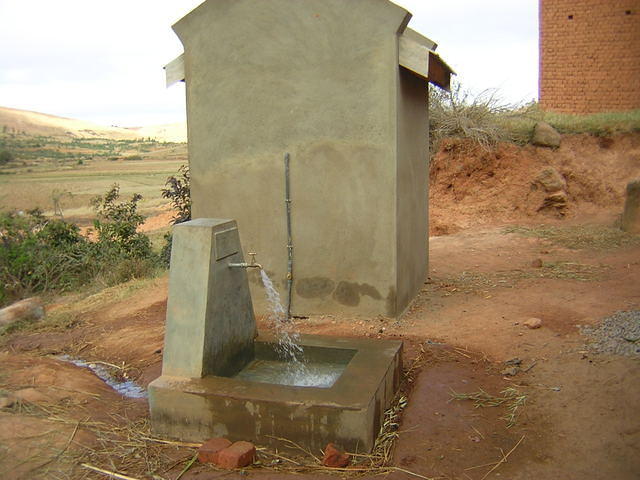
(149, 218, 402, 452)
(161, 218, 257, 378)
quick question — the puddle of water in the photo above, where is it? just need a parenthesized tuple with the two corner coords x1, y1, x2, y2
(57, 355, 147, 399)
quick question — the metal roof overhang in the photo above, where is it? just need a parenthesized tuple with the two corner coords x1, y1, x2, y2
(398, 28, 454, 91)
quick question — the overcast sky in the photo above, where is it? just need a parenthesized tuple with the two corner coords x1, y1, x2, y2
(0, 0, 538, 127)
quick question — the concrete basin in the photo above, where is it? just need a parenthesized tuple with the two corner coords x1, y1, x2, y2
(149, 333, 402, 453)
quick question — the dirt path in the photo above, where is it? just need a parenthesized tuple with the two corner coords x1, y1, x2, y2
(1, 217, 638, 479)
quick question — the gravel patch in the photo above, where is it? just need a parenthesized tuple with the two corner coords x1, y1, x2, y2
(580, 311, 640, 357)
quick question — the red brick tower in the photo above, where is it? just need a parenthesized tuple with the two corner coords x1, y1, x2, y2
(539, 0, 640, 114)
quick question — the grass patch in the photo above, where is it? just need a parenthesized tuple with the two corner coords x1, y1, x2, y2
(434, 261, 609, 297)
(503, 224, 640, 250)
(0, 275, 165, 341)
(0, 311, 79, 337)
(451, 387, 526, 428)
(541, 109, 640, 136)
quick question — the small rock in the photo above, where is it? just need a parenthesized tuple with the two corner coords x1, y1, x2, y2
(198, 437, 232, 464)
(501, 366, 519, 376)
(505, 358, 522, 366)
(322, 443, 351, 468)
(621, 179, 640, 234)
(531, 121, 561, 148)
(0, 297, 45, 328)
(531, 258, 543, 268)
(541, 191, 568, 210)
(215, 441, 256, 469)
(534, 168, 566, 193)
(524, 318, 543, 329)
(0, 393, 17, 409)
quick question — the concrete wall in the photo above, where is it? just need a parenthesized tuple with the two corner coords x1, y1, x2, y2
(174, 0, 428, 317)
(396, 69, 429, 315)
(539, 0, 640, 113)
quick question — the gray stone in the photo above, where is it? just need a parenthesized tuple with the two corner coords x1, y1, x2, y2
(0, 297, 45, 328)
(621, 179, 640, 234)
(532, 121, 561, 148)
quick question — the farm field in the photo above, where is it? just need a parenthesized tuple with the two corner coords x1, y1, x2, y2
(0, 133, 187, 223)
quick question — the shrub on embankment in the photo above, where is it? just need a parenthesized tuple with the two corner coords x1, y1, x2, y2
(429, 81, 640, 152)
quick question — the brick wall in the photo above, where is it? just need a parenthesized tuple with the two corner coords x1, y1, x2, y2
(539, 0, 640, 114)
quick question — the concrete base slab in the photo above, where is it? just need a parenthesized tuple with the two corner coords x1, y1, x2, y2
(149, 334, 402, 453)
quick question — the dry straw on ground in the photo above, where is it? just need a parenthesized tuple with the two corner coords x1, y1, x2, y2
(503, 224, 640, 250)
(1, 343, 436, 479)
(450, 387, 527, 428)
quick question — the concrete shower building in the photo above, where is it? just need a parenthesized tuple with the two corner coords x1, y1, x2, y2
(539, 0, 640, 114)
(166, 0, 452, 318)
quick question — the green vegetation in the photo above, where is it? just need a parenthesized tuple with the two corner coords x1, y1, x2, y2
(0, 131, 190, 308)
(161, 164, 191, 225)
(0, 185, 161, 308)
(91, 185, 154, 259)
(541, 109, 640, 136)
(0, 149, 13, 165)
(160, 165, 192, 265)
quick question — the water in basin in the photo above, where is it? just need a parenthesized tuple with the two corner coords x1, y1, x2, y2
(233, 357, 347, 388)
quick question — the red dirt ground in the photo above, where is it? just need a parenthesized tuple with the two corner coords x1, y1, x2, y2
(0, 133, 639, 480)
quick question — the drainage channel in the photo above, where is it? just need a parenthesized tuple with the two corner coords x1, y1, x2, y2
(57, 355, 147, 399)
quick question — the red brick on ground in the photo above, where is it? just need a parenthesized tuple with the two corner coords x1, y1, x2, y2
(215, 441, 256, 469)
(197, 437, 232, 464)
(322, 443, 351, 468)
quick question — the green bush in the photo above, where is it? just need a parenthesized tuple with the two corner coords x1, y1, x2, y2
(0, 186, 159, 308)
(91, 184, 154, 260)
(160, 165, 192, 266)
(162, 165, 191, 225)
(0, 209, 97, 305)
(0, 149, 14, 165)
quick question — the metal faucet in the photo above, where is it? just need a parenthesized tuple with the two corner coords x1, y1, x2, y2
(228, 252, 262, 270)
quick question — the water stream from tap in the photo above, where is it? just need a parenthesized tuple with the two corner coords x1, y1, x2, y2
(259, 269, 308, 371)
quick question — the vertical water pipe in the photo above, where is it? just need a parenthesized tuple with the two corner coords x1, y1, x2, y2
(284, 152, 293, 320)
